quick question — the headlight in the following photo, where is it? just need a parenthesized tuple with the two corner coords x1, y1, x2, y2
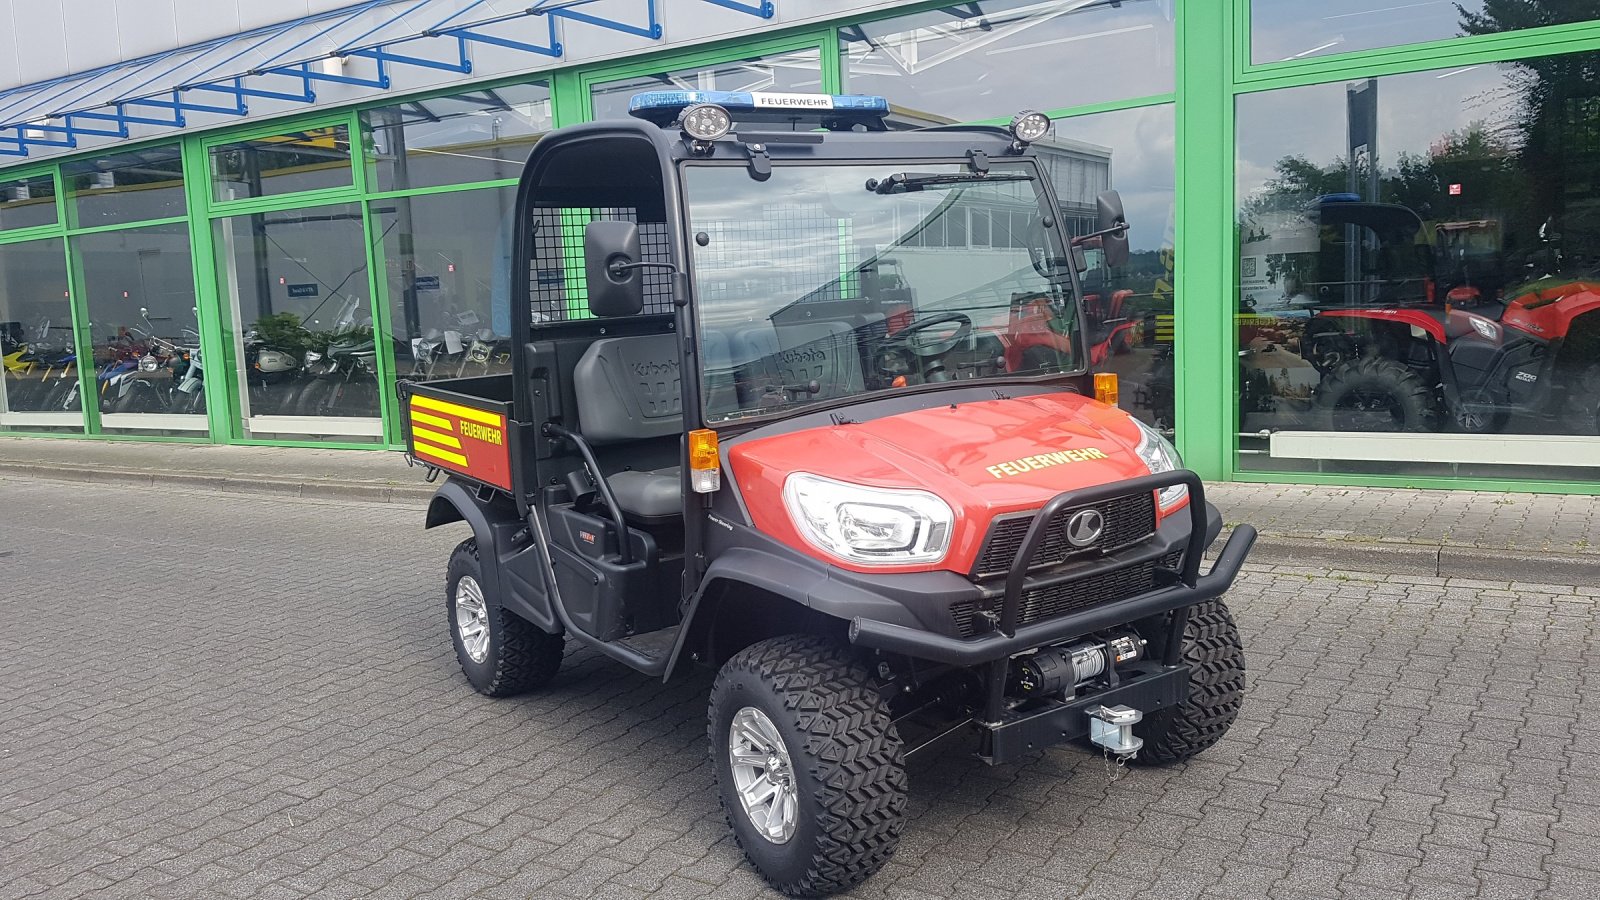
(138, 354, 159, 372)
(782, 473, 953, 565)
(1133, 419, 1188, 510)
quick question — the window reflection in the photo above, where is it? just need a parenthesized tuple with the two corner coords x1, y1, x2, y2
(64, 146, 186, 227)
(1236, 52, 1600, 479)
(841, 0, 1174, 126)
(0, 174, 56, 230)
(209, 126, 353, 201)
(1252, 1, 1597, 65)
(0, 237, 79, 432)
(372, 187, 518, 383)
(590, 50, 824, 122)
(363, 83, 552, 192)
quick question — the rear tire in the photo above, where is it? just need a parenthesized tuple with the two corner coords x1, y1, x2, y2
(1315, 357, 1438, 432)
(710, 635, 907, 897)
(1130, 599, 1246, 766)
(446, 539, 563, 697)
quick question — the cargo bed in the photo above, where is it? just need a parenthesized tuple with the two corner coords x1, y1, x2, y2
(399, 375, 519, 493)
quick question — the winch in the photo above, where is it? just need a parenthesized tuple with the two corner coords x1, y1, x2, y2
(1014, 632, 1145, 698)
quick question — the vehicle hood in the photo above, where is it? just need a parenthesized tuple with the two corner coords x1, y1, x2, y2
(727, 393, 1155, 574)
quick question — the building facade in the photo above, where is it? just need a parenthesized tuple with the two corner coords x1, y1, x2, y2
(0, 0, 1597, 493)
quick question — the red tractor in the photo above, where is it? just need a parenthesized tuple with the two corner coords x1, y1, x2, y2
(1299, 197, 1600, 435)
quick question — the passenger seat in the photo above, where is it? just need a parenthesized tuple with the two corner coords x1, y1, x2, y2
(571, 333, 684, 522)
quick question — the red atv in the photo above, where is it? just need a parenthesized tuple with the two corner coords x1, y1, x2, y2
(1299, 198, 1600, 435)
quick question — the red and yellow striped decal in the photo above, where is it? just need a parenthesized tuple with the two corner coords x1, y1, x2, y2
(406, 394, 511, 490)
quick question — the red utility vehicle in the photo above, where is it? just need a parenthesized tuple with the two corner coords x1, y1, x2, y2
(402, 92, 1255, 897)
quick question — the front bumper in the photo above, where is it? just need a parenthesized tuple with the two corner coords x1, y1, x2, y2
(847, 470, 1257, 666)
(979, 661, 1189, 765)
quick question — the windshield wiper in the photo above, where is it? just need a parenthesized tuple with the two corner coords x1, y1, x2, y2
(867, 171, 1034, 194)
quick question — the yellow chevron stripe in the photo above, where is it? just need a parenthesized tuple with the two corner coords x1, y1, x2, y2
(413, 441, 468, 466)
(411, 426, 461, 449)
(409, 410, 452, 431)
(410, 394, 502, 427)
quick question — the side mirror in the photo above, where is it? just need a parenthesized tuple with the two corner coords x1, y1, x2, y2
(584, 220, 645, 318)
(1096, 190, 1130, 267)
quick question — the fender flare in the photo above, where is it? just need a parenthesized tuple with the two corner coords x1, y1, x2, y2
(425, 478, 509, 606)
(664, 546, 927, 679)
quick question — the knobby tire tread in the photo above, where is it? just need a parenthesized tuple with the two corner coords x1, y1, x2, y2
(449, 539, 562, 697)
(1132, 599, 1245, 765)
(712, 635, 907, 897)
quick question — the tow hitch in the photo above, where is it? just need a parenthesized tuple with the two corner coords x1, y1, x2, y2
(1087, 704, 1145, 758)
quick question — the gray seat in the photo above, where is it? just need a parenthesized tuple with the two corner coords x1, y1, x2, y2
(572, 334, 684, 521)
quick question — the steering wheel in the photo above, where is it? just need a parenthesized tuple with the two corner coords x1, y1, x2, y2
(892, 312, 973, 358)
(879, 312, 973, 385)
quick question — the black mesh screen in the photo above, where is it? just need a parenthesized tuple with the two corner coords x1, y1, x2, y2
(528, 206, 673, 325)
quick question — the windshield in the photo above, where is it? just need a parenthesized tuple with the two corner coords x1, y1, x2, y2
(684, 162, 1082, 423)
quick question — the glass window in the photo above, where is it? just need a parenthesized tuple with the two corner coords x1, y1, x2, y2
(362, 83, 552, 192)
(209, 126, 353, 201)
(63, 146, 186, 227)
(1046, 105, 1177, 437)
(684, 162, 1079, 423)
(590, 49, 824, 122)
(1252, 1, 1599, 65)
(1235, 53, 1600, 481)
(371, 186, 517, 382)
(0, 174, 57, 230)
(0, 237, 80, 432)
(74, 223, 203, 435)
(840, 1, 1175, 128)
(213, 202, 380, 440)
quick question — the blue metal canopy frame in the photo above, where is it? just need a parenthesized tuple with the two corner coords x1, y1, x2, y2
(0, 0, 779, 160)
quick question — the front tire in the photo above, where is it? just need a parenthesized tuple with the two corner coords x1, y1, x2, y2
(1315, 357, 1438, 432)
(1131, 599, 1246, 765)
(709, 635, 907, 897)
(446, 539, 563, 697)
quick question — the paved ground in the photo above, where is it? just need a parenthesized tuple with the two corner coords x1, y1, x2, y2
(2, 475, 1599, 900)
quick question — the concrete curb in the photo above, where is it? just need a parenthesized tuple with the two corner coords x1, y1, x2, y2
(0, 460, 434, 504)
(1247, 534, 1599, 584)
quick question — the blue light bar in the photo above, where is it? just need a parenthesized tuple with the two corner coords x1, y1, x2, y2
(627, 90, 890, 129)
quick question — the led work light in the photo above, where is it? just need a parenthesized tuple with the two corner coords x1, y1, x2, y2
(1009, 110, 1051, 146)
(679, 104, 733, 141)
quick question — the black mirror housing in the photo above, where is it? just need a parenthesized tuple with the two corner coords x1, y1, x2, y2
(1096, 190, 1130, 268)
(584, 220, 646, 318)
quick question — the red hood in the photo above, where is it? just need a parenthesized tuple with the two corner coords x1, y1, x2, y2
(728, 393, 1155, 575)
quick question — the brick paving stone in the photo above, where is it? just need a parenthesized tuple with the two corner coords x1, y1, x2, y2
(2, 475, 1600, 900)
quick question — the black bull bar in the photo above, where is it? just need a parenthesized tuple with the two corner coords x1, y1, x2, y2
(847, 470, 1256, 730)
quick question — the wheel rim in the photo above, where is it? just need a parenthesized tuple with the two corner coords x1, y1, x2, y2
(728, 706, 798, 844)
(454, 575, 490, 664)
(1333, 389, 1405, 431)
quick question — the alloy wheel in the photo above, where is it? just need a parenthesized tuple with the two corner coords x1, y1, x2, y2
(728, 706, 799, 844)
(454, 575, 490, 664)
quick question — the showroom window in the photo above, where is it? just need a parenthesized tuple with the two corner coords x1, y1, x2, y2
(0, 173, 57, 231)
(1235, 49, 1600, 479)
(361, 82, 553, 193)
(0, 237, 79, 433)
(371, 186, 518, 383)
(73, 223, 203, 436)
(589, 49, 824, 121)
(209, 126, 354, 201)
(1251, 1, 1598, 65)
(1045, 106, 1178, 436)
(839, 0, 1175, 126)
(63, 146, 186, 227)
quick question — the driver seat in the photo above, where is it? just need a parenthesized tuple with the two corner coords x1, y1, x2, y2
(572, 334, 683, 523)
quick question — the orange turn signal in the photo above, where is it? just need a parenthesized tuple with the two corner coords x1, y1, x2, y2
(1094, 372, 1120, 407)
(688, 428, 720, 493)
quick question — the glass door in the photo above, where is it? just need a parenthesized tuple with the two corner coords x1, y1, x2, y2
(213, 201, 383, 441)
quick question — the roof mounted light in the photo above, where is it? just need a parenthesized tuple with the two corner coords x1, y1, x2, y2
(1009, 110, 1051, 147)
(680, 103, 732, 142)
(629, 90, 891, 131)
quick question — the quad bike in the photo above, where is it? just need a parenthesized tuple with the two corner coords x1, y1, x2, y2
(1299, 198, 1600, 434)
(399, 94, 1255, 897)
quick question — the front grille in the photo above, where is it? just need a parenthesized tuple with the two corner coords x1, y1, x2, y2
(972, 491, 1156, 579)
(950, 551, 1182, 638)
